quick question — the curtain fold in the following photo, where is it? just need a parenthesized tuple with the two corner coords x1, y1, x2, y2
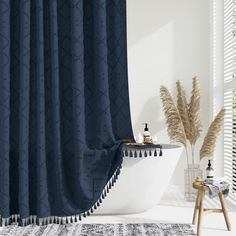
(0, 0, 11, 218)
(0, 0, 133, 225)
(18, 0, 31, 219)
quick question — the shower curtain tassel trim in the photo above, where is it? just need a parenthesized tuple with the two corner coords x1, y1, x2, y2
(122, 147, 162, 157)
(0, 163, 122, 226)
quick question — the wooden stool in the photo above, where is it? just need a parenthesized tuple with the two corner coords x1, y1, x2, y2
(192, 178, 231, 236)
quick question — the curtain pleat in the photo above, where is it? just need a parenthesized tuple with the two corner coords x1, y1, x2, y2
(106, 1, 132, 139)
(47, 0, 64, 215)
(0, 0, 11, 217)
(35, 0, 51, 217)
(18, 0, 31, 218)
(68, 0, 89, 207)
(91, 0, 115, 145)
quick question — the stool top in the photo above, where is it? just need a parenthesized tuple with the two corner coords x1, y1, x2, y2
(192, 181, 208, 191)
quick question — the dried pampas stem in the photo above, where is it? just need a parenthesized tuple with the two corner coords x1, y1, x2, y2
(200, 108, 225, 160)
(176, 80, 191, 141)
(176, 80, 195, 168)
(160, 86, 191, 194)
(160, 86, 187, 147)
(188, 76, 202, 145)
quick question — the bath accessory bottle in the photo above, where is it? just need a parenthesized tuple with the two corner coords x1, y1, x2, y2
(143, 123, 152, 144)
(206, 160, 214, 183)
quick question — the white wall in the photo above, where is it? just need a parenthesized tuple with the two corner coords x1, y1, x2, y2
(127, 0, 210, 187)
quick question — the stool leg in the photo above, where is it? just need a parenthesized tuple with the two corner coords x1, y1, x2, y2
(192, 190, 201, 225)
(197, 190, 204, 236)
(218, 192, 231, 231)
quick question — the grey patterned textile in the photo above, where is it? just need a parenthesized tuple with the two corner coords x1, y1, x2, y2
(0, 223, 196, 236)
(203, 178, 230, 199)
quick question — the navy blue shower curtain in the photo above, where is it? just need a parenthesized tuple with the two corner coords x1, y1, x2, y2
(0, 0, 133, 225)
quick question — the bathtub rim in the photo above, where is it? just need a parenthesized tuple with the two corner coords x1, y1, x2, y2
(160, 144, 183, 149)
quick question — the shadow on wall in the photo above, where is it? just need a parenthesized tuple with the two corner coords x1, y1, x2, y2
(134, 96, 166, 136)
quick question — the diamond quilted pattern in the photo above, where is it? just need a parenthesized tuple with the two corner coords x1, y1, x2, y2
(0, 0, 133, 224)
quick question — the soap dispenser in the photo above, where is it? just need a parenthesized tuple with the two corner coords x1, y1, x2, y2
(143, 123, 152, 144)
(206, 160, 214, 183)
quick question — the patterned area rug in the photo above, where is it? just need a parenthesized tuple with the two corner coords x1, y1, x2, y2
(0, 223, 195, 236)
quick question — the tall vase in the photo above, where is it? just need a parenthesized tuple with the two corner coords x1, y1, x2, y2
(184, 164, 203, 201)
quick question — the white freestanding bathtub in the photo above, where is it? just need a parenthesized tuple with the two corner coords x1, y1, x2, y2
(95, 144, 183, 215)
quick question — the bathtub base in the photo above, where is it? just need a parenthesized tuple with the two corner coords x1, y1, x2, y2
(94, 144, 183, 215)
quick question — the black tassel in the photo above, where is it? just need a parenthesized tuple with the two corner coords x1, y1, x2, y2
(90, 208, 94, 213)
(149, 149, 152, 156)
(125, 149, 128, 156)
(144, 150, 147, 157)
(159, 149, 163, 156)
(99, 198, 102, 203)
(94, 205, 97, 210)
(139, 151, 142, 157)
(154, 149, 157, 156)
(18, 219, 23, 227)
(97, 202, 100, 207)
(129, 150, 133, 157)
(2, 219, 4, 227)
(87, 211, 90, 216)
(115, 174, 118, 181)
(134, 150, 137, 158)
(83, 213, 86, 218)
(79, 215, 82, 221)
(117, 167, 121, 174)
(74, 216, 77, 222)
